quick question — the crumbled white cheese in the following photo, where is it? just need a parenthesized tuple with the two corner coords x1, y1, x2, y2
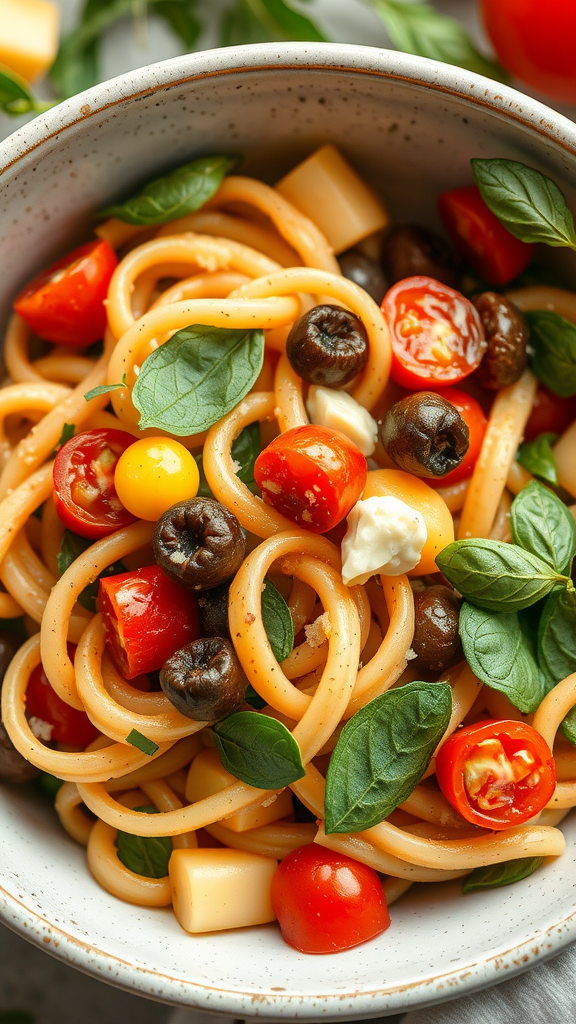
(28, 716, 53, 742)
(306, 386, 378, 456)
(405, 647, 418, 661)
(341, 495, 427, 586)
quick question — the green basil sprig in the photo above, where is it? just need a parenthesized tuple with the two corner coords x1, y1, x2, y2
(116, 806, 172, 878)
(196, 422, 260, 498)
(510, 481, 576, 576)
(459, 603, 545, 714)
(222, 0, 326, 45)
(132, 324, 264, 435)
(126, 729, 159, 756)
(84, 381, 124, 402)
(471, 158, 576, 249)
(463, 857, 544, 894)
(524, 309, 576, 397)
(212, 711, 305, 789)
(261, 578, 294, 663)
(0, 64, 55, 117)
(517, 434, 558, 486)
(324, 681, 452, 835)
(57, 529, 126, 612)
(99, 155, 238, 226)
(55, 423, 75, 451)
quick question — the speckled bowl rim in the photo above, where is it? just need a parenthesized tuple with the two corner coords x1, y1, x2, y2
(2, 41, 576, 1018)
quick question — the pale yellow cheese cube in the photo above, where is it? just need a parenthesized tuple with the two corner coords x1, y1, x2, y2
(169, 848, 277, 933)
(185, 747, 294, 832)
(0, 0, 59, 83)
(276, 144, 389, 255)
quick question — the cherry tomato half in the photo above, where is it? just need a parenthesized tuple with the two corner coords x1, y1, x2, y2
(429, 388, 488, 486)
(98, 564, 200, 679)
(481, 0, 576, 105)
(13, 240, 118, 347)
(53, 429, 137, 540)
(382, 276, 487, 389)
(254, 425, 367, 533)
(270, 844, 390, 954)
(524, 386, 576, 442)
(436, 719, 556, 830)
(26, 649, 99, 748)
(437, 186, 534, 286)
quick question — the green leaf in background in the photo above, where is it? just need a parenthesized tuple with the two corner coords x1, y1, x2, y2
(154, 1, 203, 48)
(463, 857, 544, 893)
(195, 423, 261, 498)
(510, 480, 576, 576)
(538, 588, 576, 690)
(55, 423, 76, 451)
(0, 1013, 36, 1024)
(525, 309, 576, 397)
(366, 1, 507, 82)
(0, 64, 54, 116)
(244, 683, 267, 709)
(324, 681, 452, 834)
(213, 711, 305, 788)
(116, 806, 172, 877)
(35, 772, 64, 799)
(261, 577, 294, 663)
(459, 603, 545, 714)
(57, 529, 126, 612)
(221, 0, 326, 45)
(471, 159, 576, 249)
(517, 433, 558, 486)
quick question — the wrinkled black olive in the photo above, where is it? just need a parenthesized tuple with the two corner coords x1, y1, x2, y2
(412, 585, 462, 673)
(338, 251, 388, 304)
(382, 225, 461, 287)
(197, 582, 231, 639)
(473, 292, 529, 390)
(286, 304, 369, 388)
(160, 637, 244, 721)
(0, 630, 39, 784)
(380, 392, 469, 478)
(153, 498, 245, 592)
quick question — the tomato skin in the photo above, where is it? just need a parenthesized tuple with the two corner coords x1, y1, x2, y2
(382, 276, 487, 389)
(436, 719, 556, 830)
(481, 0, 576, 104)
(13, 240, 117, 347)
(429, 388, 488, 486)
(270, 844, 390, 954)
(26, 651, 99, 748)
(524, 387, 576, 442)
(254, 425, 367, 533)
(53, 428, 137, 540)
(437, 186, 534, 286)
(98, 564, 200, 679)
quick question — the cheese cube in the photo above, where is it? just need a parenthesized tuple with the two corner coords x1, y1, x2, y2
(185, 747, 293, 832)
(170, 848, 277, 933)
(0, 0, 59, 83)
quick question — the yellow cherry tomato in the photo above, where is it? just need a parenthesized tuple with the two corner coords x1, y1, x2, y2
(114, 437, 199, 522)
(362, 468, 454, 576)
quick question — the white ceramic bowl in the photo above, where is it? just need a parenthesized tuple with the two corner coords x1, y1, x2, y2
(1, 42, 576, 1020)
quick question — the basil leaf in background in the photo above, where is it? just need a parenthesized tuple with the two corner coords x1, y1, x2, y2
(525, 309, 576, 397)
(367, 1, 507, 82)
(510, 480, 576, 575)
(195, 422, 261, 498)
(436, 538, 566, 613)
(463, 857, 544, 894)
(538, 588, 576, 690)
(221, 0, 326, 45)
(471, 159, 576, 249)
(153, 1, 203, 48)
(84, 382, 124, 402)
(132, 324, 264, 434)
(261, 577, 294, 663)
(212, 711, 305, 789)
(517, 433, 558, 486)
(324, 681, 452, 834)
(116, 805, 172, 878)
(35, 772, 64, 799)
(459, 603, 545, 714)
(126, 729, 159, 756)
(244, 683, 267, 710)
(0, 64, 54, 116)
(99, 154, 238, 225)
(57, 529, 126, 612)
(55, 423, 76, 451)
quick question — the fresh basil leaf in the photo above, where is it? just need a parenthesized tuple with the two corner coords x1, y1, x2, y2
(463, 857, 544, 893)
(538, 587, 576, 690)
(212, 711, 305, 789)
(324, 680, 452, 834)
(471, 158, 576, 249)
(221, 0, 326, 45)
(50, 0, 133, 99)
(0, 63, 53, 116)
(195, 422, 261, 498)
(261, 577, 294, 663)
(459, 603, 545, 714)
(244, 683, 267, 710)
(367, 1, 507, 82)
(525, 309, 576, 397)
(436, 538, 565, 612)
(133, 324, 264, 435)
(99, 155, 238, 226)
(84, 382, 124, 402)
(152, 0, 203, 48)
(57, 529, 126, 612)
(116, 805, 172, 878)
(126, 729, 159, 756)
(55, 423, 76, 451)
(510, 480, 576, 575)
(517, 433, 558, 486)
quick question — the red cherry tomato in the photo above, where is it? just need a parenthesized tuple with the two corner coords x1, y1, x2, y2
(481, 0, 576, 105)
(436, 719, 556, 830)
(382, 276, 487, 389)
(524, 386, 576, 442)
(98, 565, 200, 680)
(437, 185, 534, 286)
(53, 429, 137, 540)
(429, 388, 488, 486)
(26, 649, 99, 748)
(270, 844, 390, 954)
(254, 425, 367, 533)
(13, 240, 117, 347)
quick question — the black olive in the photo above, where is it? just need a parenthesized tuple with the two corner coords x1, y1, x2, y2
(153, 498, 245, 592)
(382, 225, 461, 287)
(338, 251, 388, 304)
(197, 582, 231, 639)
(160, 637, 244, 721)
(412, 585, 462, 673)
(380, 392, 469, 478)
(286, 305, 369, 388)
(0, 630, 40, 784)
(473, 292, 529, 390)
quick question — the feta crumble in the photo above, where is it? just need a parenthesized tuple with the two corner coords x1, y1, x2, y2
(306, 386, 378, 456)
(341, 495, 427, 586)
